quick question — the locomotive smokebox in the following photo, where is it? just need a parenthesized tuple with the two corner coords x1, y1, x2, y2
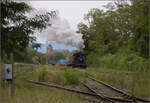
(66, 51, 86, 68)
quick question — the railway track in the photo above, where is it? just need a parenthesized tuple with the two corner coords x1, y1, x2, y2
(85, 75, 150, 103)
(21, 77, 150, 103)
(14, 65, 149, 103)
(24, 79, 132, 103)
(82, 82, 134, 103)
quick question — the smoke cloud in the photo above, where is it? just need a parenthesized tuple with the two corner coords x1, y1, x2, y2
(36, 14, 84, 49)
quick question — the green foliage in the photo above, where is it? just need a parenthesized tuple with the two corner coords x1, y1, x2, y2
(12, 45, 43, 63)
(64, 71, 80, 85)
(77, 0, 149, 71)
(48, 52, 66, 64)
(86, 52, 98, 66)
(38, 67, 49, 82)
(1, 0, 56, 61)
(129, 0, 149, 58)
(49, 71, 66, 85)
(32, 56, 39, 64)
(31, 43, 41, 50)
(1, 52, 9, 63)
(90, 48, 149, 72)
(0, 65, 149, 102)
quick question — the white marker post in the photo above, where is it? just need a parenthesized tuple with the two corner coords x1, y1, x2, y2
(2, 53, 14, 97)
(10, 53, 14, 97)
(4, 64, 12, 80)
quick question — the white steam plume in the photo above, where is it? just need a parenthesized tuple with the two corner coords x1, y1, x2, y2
(36, 14, 84, 49)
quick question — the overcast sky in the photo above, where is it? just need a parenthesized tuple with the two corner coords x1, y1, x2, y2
(26, 1, 114, 51)
(29, 1, 113, 31)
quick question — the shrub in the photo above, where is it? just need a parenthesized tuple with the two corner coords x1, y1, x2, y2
(49, 71, 66, 85)
(87, 48, 149, 72)
(64, 71, 80, 85)
(38, 67, 49, 82)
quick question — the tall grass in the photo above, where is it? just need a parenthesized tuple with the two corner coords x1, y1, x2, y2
(38, 67, 49, 82)
(0, 64, 149, 103)
(0, 65, 88, 103)
(87, 67, 150, 98)
(0, 82, 86, 103)
(64, 70, 80, 85)
(87, 48, 149, 72)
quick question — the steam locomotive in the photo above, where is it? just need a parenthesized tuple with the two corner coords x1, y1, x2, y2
(66, 52, 87, 68)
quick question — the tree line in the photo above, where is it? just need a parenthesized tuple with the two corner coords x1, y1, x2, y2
(1, 0, 149, 71)
(77, 0, 149, 71)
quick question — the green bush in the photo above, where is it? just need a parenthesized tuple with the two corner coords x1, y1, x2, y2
(38, 67, 49, 82)
(87, 48, 149, 72)
(64, 71, 80, 85)
(86, 53, 100, 67)
(1, 52, 9, 63)
(49, 71, 66, 85)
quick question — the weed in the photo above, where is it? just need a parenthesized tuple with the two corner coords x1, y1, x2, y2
(64, 70, 80, 85)
(38, 67, 49, 82)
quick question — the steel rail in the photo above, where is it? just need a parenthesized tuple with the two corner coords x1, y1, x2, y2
(25, 79, 102, 97)
(25, 79, 136, 102)
(82, 82, 134, 103)
(82, 82, 115, 103)
(88, 76, 150, 103)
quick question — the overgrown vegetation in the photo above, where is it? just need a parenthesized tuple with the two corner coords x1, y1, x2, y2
(87, 48, 149, 72)
(1, 0, 149, 102)
(0, 65, 149, 103)
(77, 0, 149, 71)
(47, 52, 67, 64)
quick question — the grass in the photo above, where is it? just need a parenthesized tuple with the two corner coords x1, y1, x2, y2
(0, 65, 89, 103)
(87, 50, 149, 73)
(87, 67, 150, 98)
(1, 84, 85, 103)
(0, 64, 149, 103)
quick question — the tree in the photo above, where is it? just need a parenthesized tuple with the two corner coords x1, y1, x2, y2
(48, 53, 66, 64)
(31, 43, 41, 50)
(77, 8, 120, 55)
(1, 0, 56, 60)
(32, 56, 39, 64)
(77, 23, 90, 55)
(129, 0, 149, 58)
(77, 0, 149, 58)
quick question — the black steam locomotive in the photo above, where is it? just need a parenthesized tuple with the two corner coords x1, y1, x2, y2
(67, 52, 87, 68)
